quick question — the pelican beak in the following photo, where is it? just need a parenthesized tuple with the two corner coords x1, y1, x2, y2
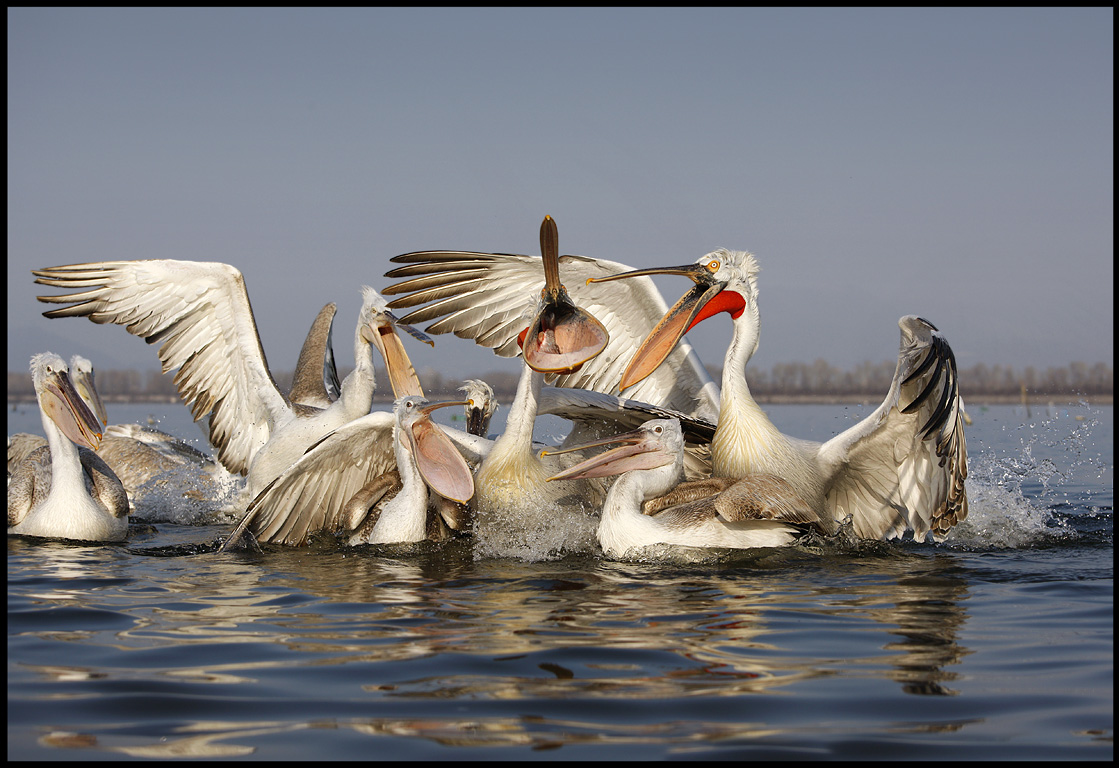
(42, 370, 104, 451)
(72, 369, 109, 428)
(590, 263, 744, 392)
(465, 400, 488, 437)
(406, 399, 475, 503)
(543, 426, 674, 482)
(522, 215, 610, 374)
(363, 312, 433, 399)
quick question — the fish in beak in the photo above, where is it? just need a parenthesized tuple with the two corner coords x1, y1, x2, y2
(521, 215, 610, 375)
(543, 423, 677, 482)
(589, 259, 746, 391)
(401, 398, 475, 504)
(42, 367, 105, 451)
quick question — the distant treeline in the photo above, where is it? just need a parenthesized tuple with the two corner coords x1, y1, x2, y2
(7, 360, 1113, 404)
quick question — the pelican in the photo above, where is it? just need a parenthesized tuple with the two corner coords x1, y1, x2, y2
(387, 217, 720, 560)
(68, 354, 110, 427)
(63, 302, 348, 519)
(460, 379, 499, 438)
(222, 396, 475, 547)
(592, 249, 968, 542)
(218, 343, 497, 547)
(8, 353, 129, 541)
(8, 354, 233, 520)
(460, 216, 623, 558)
(73, 353, 242, 520)
(546, 418, 837, 557)
(219, 378, 499, 548)
(8, 354, 108, 475)
(381, 226, 720, 423)
(34, 260, 429, 499)
(224, 217, 613, 557)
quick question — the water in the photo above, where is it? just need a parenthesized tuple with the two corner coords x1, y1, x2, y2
(7, 401, 1113, 759)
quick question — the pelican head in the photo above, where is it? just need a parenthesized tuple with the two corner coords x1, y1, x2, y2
(459, 379, 498, 437)
(69, 354, 109, 428)
(395, 396, 476, 504)
(359, 285, 435, 399)
(544, 418, 683, 483)
(519, 215, 609, 375)
(589, 249, 760, 391)
(31, 352, 105, 452)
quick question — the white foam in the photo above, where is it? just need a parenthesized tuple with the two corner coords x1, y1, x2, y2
(942, 404, 1107, 549)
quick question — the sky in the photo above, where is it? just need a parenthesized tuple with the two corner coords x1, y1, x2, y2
(8, 8, 1113, 389)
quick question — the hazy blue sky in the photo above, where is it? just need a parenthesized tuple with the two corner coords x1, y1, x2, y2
(8, 8, 1113, 388)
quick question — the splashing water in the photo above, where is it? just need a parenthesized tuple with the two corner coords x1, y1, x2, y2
(128, 464, 244, 526)
(470, 484, 599, 563)
(945, 404, 1110, 550)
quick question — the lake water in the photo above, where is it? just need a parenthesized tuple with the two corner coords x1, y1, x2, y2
(7, 400, 1113, 759)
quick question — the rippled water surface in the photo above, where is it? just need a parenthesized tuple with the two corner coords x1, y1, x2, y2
(7, 402, 1113, 759)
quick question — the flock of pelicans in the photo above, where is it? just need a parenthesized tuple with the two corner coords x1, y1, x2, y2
(9, 216, 969, 560)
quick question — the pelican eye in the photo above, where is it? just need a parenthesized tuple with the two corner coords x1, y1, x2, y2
(705, 259, 720, 273)
(653, 425, 663, 434)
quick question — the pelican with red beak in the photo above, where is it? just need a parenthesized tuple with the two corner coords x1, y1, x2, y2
(8, 352, 129, 541)
(546, 418, 836, 557)
(591, 249, 968, 542)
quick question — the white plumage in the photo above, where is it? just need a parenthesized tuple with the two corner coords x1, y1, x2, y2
(381, 244, 720, 422)
(34, 261, 425, 500)
(598, 249, 968, 542)
(222, 396, 475, 548)
(547, 418, 836, 558)
(8, 353, 129, 542)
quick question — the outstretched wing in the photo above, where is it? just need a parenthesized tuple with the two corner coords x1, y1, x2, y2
(226, 411, 398, 546)
(34, 260, 291, 475)
(382, 251, 720, 421)
(818, 316, 968, 541)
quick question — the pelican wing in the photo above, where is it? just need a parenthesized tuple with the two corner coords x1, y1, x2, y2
(642, 477, 736, 516)
(382, 251, 720, 421)
(539, 387, 716, 443)
(714, 475, 833, 533)
(8, 433, 47, 477)
(34, 260, 291, 475)
(818, 316, 968, 542)
(79, 448, 130, 519)
(228, 411, 398, 547)
(104, 423, 214, 465)
(7, 446, 52, 527)
(539, 386, 715, 479)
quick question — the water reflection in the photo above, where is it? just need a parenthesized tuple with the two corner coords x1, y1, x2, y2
(9, 533, 977, 755)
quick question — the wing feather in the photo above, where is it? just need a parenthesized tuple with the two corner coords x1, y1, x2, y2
(819, 316, 968, 541)
(235, 411, 398, 546)
(35, 260, 291, 475)
(382, 251, 720, 421)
